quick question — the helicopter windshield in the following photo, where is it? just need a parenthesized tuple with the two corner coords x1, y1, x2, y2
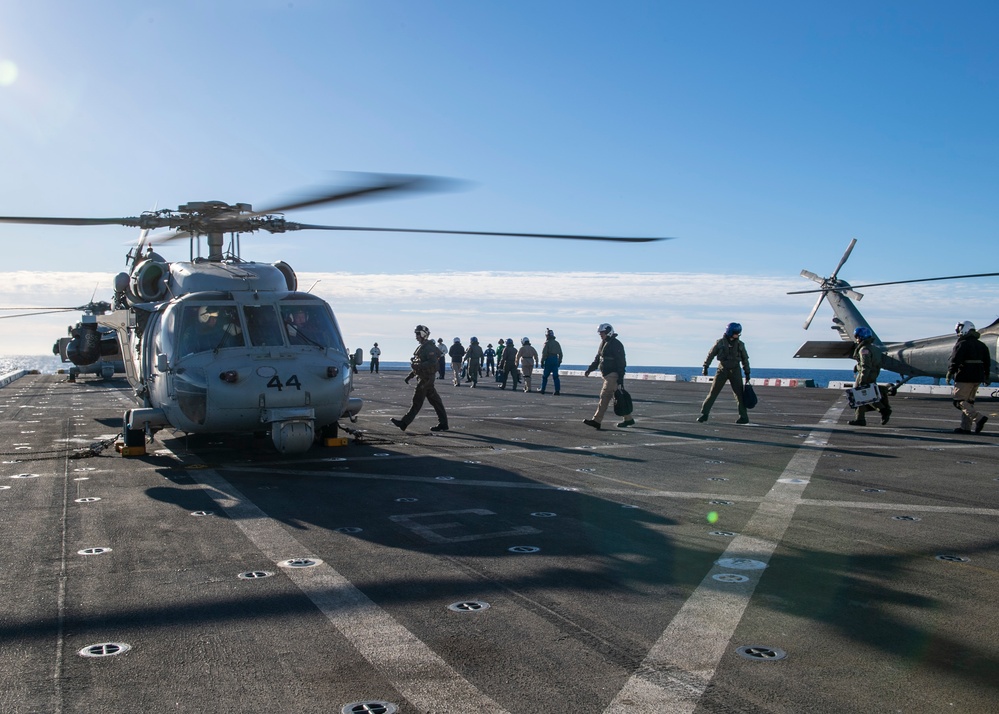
(177, 304, 245, 356)
(279, 302, 345, 352)
(244, 305, 285, 347)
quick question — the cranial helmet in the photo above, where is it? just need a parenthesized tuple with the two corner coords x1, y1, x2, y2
(471, 336, 478, 343)
(415, 324, 430, 339)
(853, 326, 873, 340)
(521, 337, 530, 345)
(598, 323, 613, 334)
(546, 328, 555, 339)
(724, 322, 742, 337)
(956, 320, 976, 336)
(506, 338, 514, 346)
(453, 337, 461, 344)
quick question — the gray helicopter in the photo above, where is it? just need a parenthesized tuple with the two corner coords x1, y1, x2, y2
(0, 172, 667, 456)
(0, 298, 125, 382)
(790, 239, 998, 385)
(52, 300, 126, 381)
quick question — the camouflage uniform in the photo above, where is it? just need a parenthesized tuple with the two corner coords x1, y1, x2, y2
(851, 336, 890, 425)
(699, 336, 751, 423)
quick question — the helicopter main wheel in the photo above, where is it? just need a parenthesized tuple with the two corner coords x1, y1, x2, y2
(120, 412, 147, 457)
(320, 423, 348, 447)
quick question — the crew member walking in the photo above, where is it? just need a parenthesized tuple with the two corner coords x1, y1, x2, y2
(391, 325, 449, 432)
(465, 337, 484, 388)
(484, 343, 496, 376)
(947, 320, 991, 434)
(698, 322, 751, 424)
(436, 338, 447, 379)
(583, 323, 633, 429)
(498, 338, 519, 390)
(539, 328, 563, 395)
(449, 337, 466, 386)
(848, 326, 891, 427)
(516, 337, 539, 393)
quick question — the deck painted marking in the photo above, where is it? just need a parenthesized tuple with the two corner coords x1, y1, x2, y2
(602, 402, 846, 713)
(180, 456, 510, 714)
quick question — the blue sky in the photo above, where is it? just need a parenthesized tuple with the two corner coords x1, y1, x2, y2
(1, 1, 997, 367)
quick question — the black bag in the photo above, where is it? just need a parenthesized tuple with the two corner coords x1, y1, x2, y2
(613, 386, 633, 416)
(743, 382, 758, 409)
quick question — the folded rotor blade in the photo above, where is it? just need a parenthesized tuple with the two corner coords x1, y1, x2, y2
(803, 293, 826, 330)
(288, 223, 669, 243)
(800, 269, 823, 284)
(830, 238, 857, 280)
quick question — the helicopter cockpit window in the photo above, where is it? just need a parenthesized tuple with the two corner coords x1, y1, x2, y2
(243, 305, 285, 347)
(280, 303, 345, 352)
(178, 304, 244, 356)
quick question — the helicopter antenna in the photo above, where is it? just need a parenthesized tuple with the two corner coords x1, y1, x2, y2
(305, 279, 321, 294)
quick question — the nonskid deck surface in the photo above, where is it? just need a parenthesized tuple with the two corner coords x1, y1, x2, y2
(1, 371, 996, 713)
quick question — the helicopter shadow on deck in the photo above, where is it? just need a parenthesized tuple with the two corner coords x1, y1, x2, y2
(133, 439, 999, 694)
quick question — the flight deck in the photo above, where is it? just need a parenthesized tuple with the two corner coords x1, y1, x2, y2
(1, 371, 996, 713)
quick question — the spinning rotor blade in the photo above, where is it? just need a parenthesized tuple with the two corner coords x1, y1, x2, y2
(788, 271, 999, 294)
(0, 216, 144, 227)
(137, 229, 185, 246)
(253, 173, 463, 216)
(289, 223, 669, 243)
(0, 308, 78, 320)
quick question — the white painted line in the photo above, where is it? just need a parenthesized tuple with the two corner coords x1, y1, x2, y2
(602, 401, 846, 713)
(180, 456, 510, 714)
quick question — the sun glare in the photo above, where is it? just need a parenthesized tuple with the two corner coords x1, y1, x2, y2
(0, 60, 19, 86)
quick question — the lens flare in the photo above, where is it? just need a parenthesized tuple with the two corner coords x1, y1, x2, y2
(0, 60, 18, 87)
(706, 511, 719, 524)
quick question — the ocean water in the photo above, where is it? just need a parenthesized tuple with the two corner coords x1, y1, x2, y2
(368, 361, 868, 388)
(2, 355, 934, 390)
(1, 355, 65, 375)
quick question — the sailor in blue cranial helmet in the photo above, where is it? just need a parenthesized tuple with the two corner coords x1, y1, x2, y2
(849, 324, 891, 427)
(698, 322, 751, 424)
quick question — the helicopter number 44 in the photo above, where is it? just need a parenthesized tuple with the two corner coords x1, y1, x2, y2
(0, 173, 667, 456)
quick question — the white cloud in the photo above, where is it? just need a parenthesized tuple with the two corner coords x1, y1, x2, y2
(2, 271, 997, 371)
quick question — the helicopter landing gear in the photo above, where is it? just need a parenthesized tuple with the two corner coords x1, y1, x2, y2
(119, 412, 147, 457)
(321, 423, 348, 447)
